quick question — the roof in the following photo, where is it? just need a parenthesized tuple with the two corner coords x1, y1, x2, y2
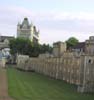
(72, 42, 85, 49)
(0, 36, 14, 42)
(21, 18, 30, 29)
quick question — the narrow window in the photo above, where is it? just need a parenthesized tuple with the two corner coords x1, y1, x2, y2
(88, 59, 91, 63)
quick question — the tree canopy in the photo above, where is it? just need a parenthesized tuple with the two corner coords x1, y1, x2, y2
(9, 38, 53, 57)
(66, 37, 79, 49)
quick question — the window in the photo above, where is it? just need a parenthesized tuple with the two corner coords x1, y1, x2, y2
(88, 59, 91, 63)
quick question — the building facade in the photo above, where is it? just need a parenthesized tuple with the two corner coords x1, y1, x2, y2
(17, 18, 39, 43)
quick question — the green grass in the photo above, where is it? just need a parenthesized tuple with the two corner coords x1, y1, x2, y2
(7, 67, 94, 100)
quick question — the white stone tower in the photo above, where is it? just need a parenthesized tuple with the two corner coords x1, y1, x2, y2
(17, 18, 39, 43)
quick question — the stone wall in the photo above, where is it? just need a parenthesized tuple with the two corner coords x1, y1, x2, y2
(78, 55, 94, 92)
(29, 55, 81, 85)
(17, 54, 81, 85)
(17, 54, 94, 93)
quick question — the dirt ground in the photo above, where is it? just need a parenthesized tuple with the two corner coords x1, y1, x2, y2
(0, 68, 13, 100)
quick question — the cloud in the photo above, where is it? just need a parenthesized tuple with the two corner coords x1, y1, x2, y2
(52, 12, 94, 21)
(40, 28, 94, 44)
(0, 6, 94, 44)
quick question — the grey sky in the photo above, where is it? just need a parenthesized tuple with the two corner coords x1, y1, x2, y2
(0, 0, 94, 44)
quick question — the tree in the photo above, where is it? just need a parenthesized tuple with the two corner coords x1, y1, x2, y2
(9, 38, 53, 57)
(40, 44, 53, 54)
(66, 37, 79, 49)
(9, 38, 33, 55)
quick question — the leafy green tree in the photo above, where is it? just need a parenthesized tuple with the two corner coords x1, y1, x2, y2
(9, 38, 33, 55)
(9, 38, 53, 57)
(40, 44, 53, 54)
(66, 37, 79, 49)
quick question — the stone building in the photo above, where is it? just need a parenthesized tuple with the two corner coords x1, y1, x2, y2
(85, 36, 94, 54)
(16, 36, 94, 93)
(17, 18, 39, 43)
(77, 54, 94, 93)
(53, 42, 67, 57)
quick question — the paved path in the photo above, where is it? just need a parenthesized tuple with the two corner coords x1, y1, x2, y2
(0, 68, 13, 100)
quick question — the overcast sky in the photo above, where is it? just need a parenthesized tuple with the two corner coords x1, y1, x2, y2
(0, 0, 94, 44)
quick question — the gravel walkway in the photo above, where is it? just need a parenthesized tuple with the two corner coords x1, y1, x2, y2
(0, 68, 13, 100)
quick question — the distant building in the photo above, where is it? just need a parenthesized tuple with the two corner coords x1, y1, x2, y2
(71, 42, 85, 53)
(71, 36, 94, 54)
(17, 18, 39, 43)
(0, 35, 14, 63)
(0, 35, 14, 49)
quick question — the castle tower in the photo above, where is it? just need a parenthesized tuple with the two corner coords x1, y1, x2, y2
(53, 41, 67, 57)
(17, 18, 39, 43)
(85, 36, 94, 54)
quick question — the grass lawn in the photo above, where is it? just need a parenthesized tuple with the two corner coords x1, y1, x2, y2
(7, 67, 94, 100)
